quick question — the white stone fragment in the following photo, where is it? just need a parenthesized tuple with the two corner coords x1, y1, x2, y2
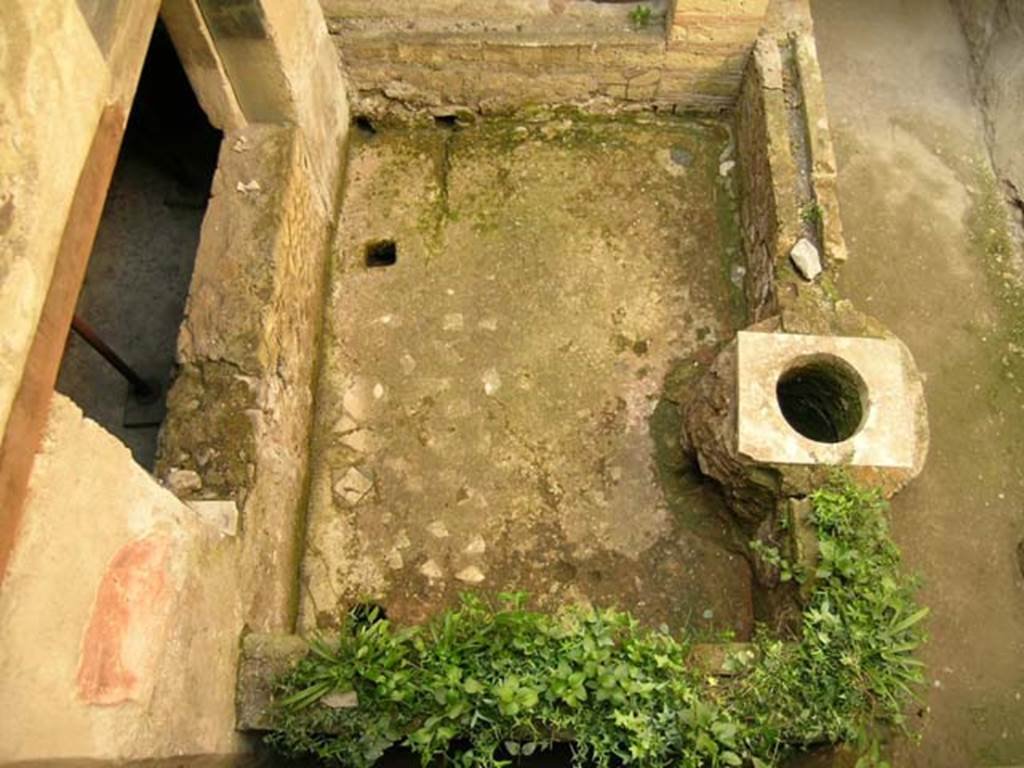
(419, 559, 444, 580)
(478, 317, 499, 332)
(789, 237, 822, 281)
(443, 313, 464, 331)
(386, 548, 404, 570)
(340, 429, 376, 453)
(342, 381, 371, 421)
(334, 467, 373, 506)
(482, 368, 502, 396)
(166, 468, 202, 496)
(427, 520, 450, 539)
(187, 500, 239, 537)
(373, 383, 385, 400)
(465, 534, 487, 555)
(321, 691, 359, 709)
(455, 566, 486, 584)
(718, 160, 735, 177)
(333, 414, 358, 434)
(236, 179, 261, 193)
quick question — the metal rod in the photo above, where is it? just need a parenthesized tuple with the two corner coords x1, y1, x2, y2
(70, 314, 155, 399)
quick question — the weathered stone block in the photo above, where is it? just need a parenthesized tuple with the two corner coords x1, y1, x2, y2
(326, 3, 766, 117)
(236, 633, 310, 731)
(481, 41, 581, 69)
(682, 321, 929, 527)
(737, 332, 926, 469)
(673, 0, 770, 15)
(671, 12, 767, 47)
(735, 36, 793, 320)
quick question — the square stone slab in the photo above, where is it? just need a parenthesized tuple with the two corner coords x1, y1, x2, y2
(737, 331, 916, 468)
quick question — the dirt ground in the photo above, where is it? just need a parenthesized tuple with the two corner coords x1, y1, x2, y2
(297, 116, 754, 637)
(812, 0, 1024, 764)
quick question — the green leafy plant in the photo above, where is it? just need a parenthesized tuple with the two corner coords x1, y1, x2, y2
(801, 201, 824, 230)
(629, 5, 653, 29)
(266, 477, 926, 766)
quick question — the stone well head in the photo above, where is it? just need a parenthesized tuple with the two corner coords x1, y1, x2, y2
(683, 330, 929, 525)
(737, 331, 924, 469)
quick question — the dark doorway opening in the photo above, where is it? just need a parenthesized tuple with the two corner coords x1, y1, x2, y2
(56, 19, 222, 470)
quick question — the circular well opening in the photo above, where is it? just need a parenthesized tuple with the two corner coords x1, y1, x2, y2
(775, 354, 867, 444)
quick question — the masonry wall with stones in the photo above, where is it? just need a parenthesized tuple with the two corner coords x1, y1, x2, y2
(734, 36, 798, 321)
(322, 0, 770, 118)
(156, 123, 334, 632)
(951, 0, 1024, 207)
(733, 25, 846, 323)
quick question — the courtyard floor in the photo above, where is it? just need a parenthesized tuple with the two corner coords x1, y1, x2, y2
(297, 115, 754, 637)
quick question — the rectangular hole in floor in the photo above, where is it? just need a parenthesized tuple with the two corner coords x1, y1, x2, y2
(365, 239, 398, 268)
(55, 19, 222, 470)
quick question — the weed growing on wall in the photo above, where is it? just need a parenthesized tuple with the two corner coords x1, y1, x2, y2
(629, 5, 653, 29)
(266, 478, 926, 766)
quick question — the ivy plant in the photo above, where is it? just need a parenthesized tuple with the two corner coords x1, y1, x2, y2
(266, 477, 926, 766)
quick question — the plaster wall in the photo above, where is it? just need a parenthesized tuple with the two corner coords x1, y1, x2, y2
(0, 394, 245, 763)
(0, 0, 159, 525)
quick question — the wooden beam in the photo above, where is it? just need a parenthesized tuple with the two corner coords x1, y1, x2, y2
(0, 105, 126, 584)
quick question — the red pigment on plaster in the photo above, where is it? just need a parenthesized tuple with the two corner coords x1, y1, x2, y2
(76, 534, 172, 704)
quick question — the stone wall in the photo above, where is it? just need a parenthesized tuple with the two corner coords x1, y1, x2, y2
(668, 0, 769, 45)
(951, 0, 1024, 204)
(733, 27, 847, 322)
(321, 0, 768, 117)
(157, 124, 333, 633)
(686, 7, 928, 595)
(792, 31, 846, 264)
(733, 36, 798, 321)
(323, 0, 672, 21)
(198, 0, 350, 209)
